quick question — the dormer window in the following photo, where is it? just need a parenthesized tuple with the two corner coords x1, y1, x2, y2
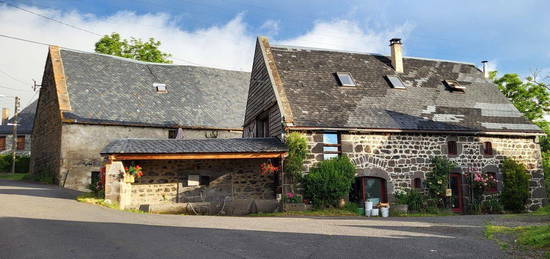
(154, 82, 167, 93)
(336, 72, 356, 86)
(444, 80, 465, 91)
(386, 75, 406, 89)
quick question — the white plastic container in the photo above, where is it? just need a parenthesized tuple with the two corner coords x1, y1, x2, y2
(365, 201, 373, 210)
(365, 209, 372, 217)
(381, 207, 389, 217)
(371, 208, 379, 216)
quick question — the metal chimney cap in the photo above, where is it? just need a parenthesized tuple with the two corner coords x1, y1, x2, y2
(389, 38, 402, 45)
(481, 60, 488, 64)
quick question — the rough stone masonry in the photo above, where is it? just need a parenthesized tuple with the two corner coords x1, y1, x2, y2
(301, 131, 547, 211)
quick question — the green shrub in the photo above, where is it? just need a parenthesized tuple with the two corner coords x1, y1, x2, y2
(303, 155, 356, 208)
(501, 158, 530, 213)
(543, 151, 550, 200)
(426, 157, 457, 207)
(481, 196, 503, 214)
(0, 154, 30, 173)
(394, 189, 426, 212)
(284, 132, 309, 179)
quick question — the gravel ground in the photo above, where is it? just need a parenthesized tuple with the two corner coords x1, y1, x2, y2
(0, 179, 506, 259)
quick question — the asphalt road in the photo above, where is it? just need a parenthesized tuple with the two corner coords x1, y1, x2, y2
(0, 179, 505, 259)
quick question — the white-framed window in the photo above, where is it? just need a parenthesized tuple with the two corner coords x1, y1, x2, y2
(336, 72, 356, 87)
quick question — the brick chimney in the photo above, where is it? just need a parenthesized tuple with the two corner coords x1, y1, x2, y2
(481, 60, 489, 79)
(390, 38, 403, 73)
(2, 108, 9, 125)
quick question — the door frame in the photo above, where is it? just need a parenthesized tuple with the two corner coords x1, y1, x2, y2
(449, 173, 464, 213)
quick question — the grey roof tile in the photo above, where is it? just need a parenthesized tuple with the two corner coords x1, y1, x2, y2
(101, 137, 288, 154)
(60, 49, 250, 129)
(270, 45, 542, 134)
(0, 101, 37, 135)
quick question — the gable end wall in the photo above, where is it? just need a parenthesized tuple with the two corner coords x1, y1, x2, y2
(243, 39, 283, 138)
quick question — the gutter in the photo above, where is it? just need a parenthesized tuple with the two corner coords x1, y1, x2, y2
(61, 119, 243, 131)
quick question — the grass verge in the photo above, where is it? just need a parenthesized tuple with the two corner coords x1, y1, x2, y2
(0, 173, 27, 181)
(249, 208, 359, 217)
(485, 224, 550, 258)
(76, 193, 145, 214)
(392, 209, 456, 217)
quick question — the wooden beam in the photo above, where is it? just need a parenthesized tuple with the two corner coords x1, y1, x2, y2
(112, 152, 287, 161)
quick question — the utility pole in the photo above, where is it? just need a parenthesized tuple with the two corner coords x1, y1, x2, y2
(10, 96, 20, 174)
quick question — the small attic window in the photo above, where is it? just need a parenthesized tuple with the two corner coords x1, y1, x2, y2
(153, 82, 167, 93)
(444, 80, 465, 91)
(386, 75, 406, 89)
(336, 72, 356, 86)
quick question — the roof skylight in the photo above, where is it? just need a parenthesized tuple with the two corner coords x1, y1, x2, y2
(444, 80, 465, 91)
(153, 82, 167, 93)
(336, 72, 356, 86)
(386, 75, 406, 89)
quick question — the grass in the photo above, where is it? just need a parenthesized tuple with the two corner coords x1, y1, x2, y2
(392, 210, 456, 217)
(485, 224, 550, 258)
(249, 208, 359, 217)
(0, 173, 27, 181)
(531, 205, 550, 216)
(76, 193, 145, 214)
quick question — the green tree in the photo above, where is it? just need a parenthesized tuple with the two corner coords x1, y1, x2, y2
(95, 33, 172, 63)
(491, 72, 549, 134)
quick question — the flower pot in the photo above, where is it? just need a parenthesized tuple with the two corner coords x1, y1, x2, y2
(124, 175, 135, 183)
(391, 204, 408, 214)
(371, 208, 380, 216)
(365, 201, 373, 210)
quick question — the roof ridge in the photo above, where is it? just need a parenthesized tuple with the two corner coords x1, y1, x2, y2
(270, 44, 476, 66)
(58, 47, 250, 73)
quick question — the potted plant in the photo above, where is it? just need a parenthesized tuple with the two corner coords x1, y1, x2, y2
(392, 189, 409, 214)
(123, 165, 143, 183)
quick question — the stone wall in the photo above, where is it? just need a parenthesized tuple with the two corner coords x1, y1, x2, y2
(0, 134, 32, 156)
(301, 131, 546, 211)
(30, 54, 63, 182)
(59, 124, 242, 191)
(123, 158, 276, 208)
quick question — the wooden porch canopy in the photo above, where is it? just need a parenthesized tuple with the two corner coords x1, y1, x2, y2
(101, 137, 288, 161)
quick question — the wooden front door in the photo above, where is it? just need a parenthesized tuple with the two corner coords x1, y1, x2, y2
(449, 173, 463, 213)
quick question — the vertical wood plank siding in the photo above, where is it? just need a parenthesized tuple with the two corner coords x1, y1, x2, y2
(243, 39, 282, 138)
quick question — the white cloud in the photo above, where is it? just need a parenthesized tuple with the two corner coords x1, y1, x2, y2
(276, 19, 414, 54)
(0, 5, 413, 107)
(259, 20, 280, 36)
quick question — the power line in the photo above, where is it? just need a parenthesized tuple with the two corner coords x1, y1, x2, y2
(0, 68, 28, 86)
(0, 33, 207, 67)
(0, 0, 103, 37)
(0, 83, 27, 92)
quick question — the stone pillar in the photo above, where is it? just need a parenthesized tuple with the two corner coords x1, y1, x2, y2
(104, 160, 126, 207)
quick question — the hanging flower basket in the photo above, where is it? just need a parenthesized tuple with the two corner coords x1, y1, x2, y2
(122, 165, 143, 183)
(259, 162, 280, 175)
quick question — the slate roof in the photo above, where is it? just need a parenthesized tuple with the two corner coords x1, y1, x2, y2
(59, 49, 250, 129)
(270, 45, 542, 134)
(101, 137, 288, 154)
(0, 101, 37, 135)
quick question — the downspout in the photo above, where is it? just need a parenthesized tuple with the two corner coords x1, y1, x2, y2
(280, 154, 285, 212)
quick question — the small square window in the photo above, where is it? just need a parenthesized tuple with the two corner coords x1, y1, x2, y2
(0, 136, 5, 151)
(16, 136, 25, 150)
(168, 129, 177, 139)
(413, 178, 422, 189)
(336, 72, 356, 86)
(386, 75, 406, 89)
(447, 141, 457, 155)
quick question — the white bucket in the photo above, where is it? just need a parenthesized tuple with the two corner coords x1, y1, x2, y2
(381, 207, 389, 217)
(365, 209, 372, 217)
(365, 201, 373, 210)
(371, 208, 379, 216)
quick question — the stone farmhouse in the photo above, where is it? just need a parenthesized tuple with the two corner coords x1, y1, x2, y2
(30, 46, 250, 191)
(0, 101, 36, 156)
(243, 37, 547, 212)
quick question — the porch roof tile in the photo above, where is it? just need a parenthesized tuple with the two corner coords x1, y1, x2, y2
(101, 137, 288, 155)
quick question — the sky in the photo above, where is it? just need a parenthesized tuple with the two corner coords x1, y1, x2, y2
(1, 0, 550, 112)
